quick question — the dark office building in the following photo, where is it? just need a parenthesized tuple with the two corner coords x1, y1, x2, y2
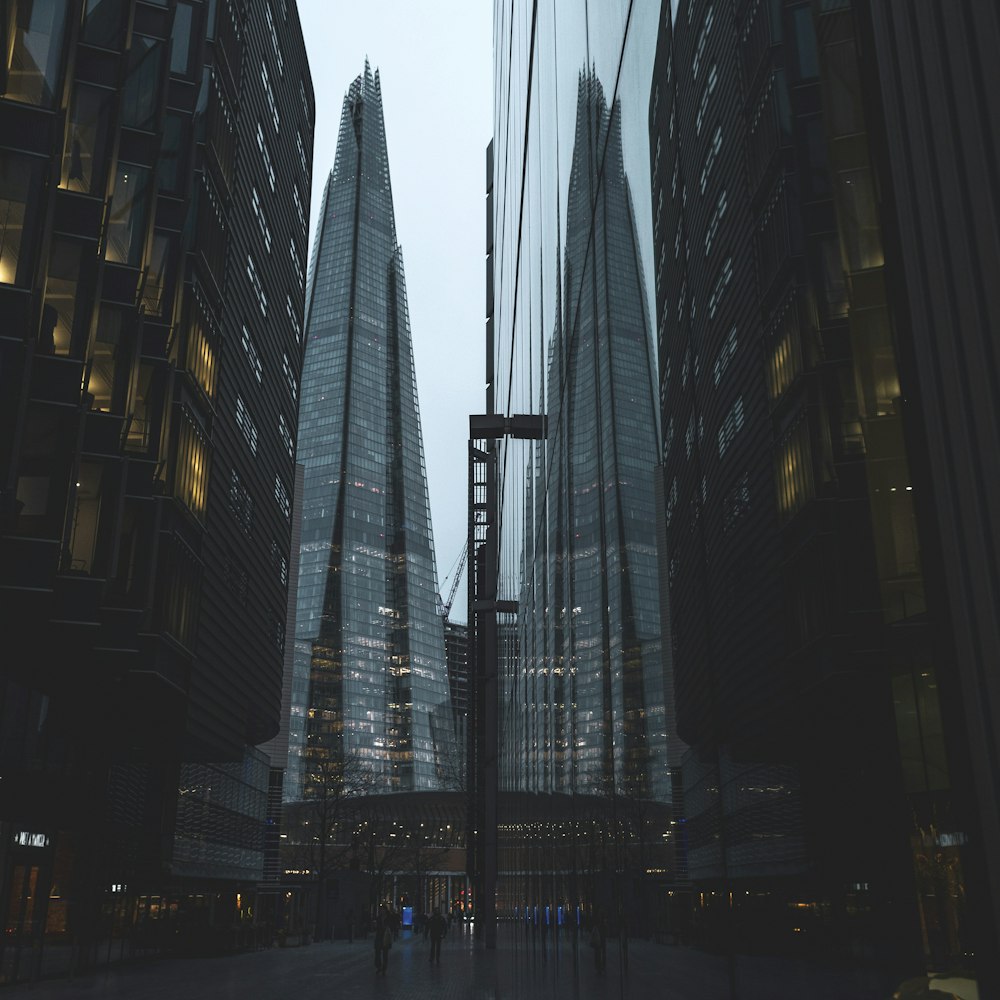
(288, 63, 453, 802)
(444, 618, 469, 784)
(0, 0, 312, 982)
(650, 0, 994, 994)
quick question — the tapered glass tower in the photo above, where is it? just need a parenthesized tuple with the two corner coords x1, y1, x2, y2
(287, 64, 451, 799)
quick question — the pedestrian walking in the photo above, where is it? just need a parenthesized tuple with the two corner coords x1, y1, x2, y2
(374, 912, 392, 975)
(589, 913, 607, 973)
(428, 907, 448, 964)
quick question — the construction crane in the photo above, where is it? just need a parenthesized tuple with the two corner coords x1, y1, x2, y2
(437, 541, 468, 620)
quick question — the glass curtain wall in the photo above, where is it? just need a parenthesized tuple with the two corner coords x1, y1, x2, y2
(491, 0, 672, 933)
(289, 65, 452, 801)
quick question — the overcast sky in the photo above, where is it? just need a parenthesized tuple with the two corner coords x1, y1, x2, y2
(297, 1, 492, 622)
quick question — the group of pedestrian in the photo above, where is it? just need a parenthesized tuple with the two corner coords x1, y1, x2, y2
(373, 904, 449, 976)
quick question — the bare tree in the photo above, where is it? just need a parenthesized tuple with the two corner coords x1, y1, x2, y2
(299, 751, 378, 937)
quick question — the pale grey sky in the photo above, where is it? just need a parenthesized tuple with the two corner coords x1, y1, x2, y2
(297, 1, 493, 622)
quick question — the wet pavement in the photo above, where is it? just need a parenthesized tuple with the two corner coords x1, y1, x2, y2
(4, 924, 889, 999)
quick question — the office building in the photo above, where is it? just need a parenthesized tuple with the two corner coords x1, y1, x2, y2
(0, 0, 312, 981)
(477, 2, 673, 937)
(288, 63, 453, 802)
(650, 0, 994, 992)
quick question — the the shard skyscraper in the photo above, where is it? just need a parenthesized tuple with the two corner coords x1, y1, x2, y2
(287, 64, 451, 799)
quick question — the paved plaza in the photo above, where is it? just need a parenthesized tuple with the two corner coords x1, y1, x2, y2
(5, 925, 892, 999)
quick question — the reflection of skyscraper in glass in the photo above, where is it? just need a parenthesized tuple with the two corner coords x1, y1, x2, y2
(287, 64, 451, 799)
(514, 71, 668, 803)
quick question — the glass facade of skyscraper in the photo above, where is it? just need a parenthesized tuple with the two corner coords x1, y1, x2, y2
(289, 65, 453, 800)
(489, 2, 674, 921)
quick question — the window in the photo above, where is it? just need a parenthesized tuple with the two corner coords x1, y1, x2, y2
(270, 614, 285, 652)
(270, 538, 288, 585)
(665, 478, 678, 528)
(293, 185, 306, 231)
(708, 257, 733, 318)
(170, 2, 195, 76)
(664, 416, 674, 456)
(767, 302, 800, 400)
(252, 187, 272, 252)
(282, 352, 298, 400)
(296, 130, 308, 177)
(693, 5, 714, 78)
(261, 61, 279, 132)
(696, 64, 717, 135)
(713, 325, 738, 385)
(142, 232, 176, 318)
(241, 325, 262, 382)
(286, 293, 301, 341)
(776, 418, 813, 517)
(235, 394, 258, 454)
(722, 473, 751, 532)
(247, 255, 267, 314)
(228, 467, 253, 533)
(186, 299, 217, 399)
(105, 164, 151, 266)
(265, 3, 284, 75)
(256, 123, 275, 190)
(274, 475, 290, 519)
(174, 408, 208, 520)
(289, 238, 303, 286)
(121, 36, 163, 129)
(61, 85, 114, 195)
(4, 0, 68, 107)
(299, 76, 311, 124)
(700, 125, 723, 194)
(685, 414, 696, 458)
(717, 395, 745, 457)
(705, 189, 727, 256)
(278, 412, 293, 457)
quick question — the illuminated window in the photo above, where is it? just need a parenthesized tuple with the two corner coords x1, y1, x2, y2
(297, 130, 308, 177)
(717, 395, 744, 458)
(4, 0, 68, 107)
(236, 394, 258, 454)
(252, 187, 272, 252)
(286, 293, 301, 341)
(713, 325, 737, 385)
(776, 419, 813, 518)
(290, 237, 303, 286)
(700, 125, 723, 194)
(261, 61, 279, 132)
(767, 314, 800, 400)
(693, 7, 714, 79)
(282, 352, 298, 400)
(685, 414, 696, 458)
(705, 189, 728, 256)
(275, 475, 290, 519)
(186, 301, 218, 399)
(247, 254, 267, 315)
(174, 408, 209, 520)
(256, 122, 275, 190)
(293, 185, 306, 232)
(696, 64, 718, 136)
(279, 412, 293, 457)
(242, 325, 262, 382)
(708, 257, 733, 318)
(265, 3, 284, 75)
